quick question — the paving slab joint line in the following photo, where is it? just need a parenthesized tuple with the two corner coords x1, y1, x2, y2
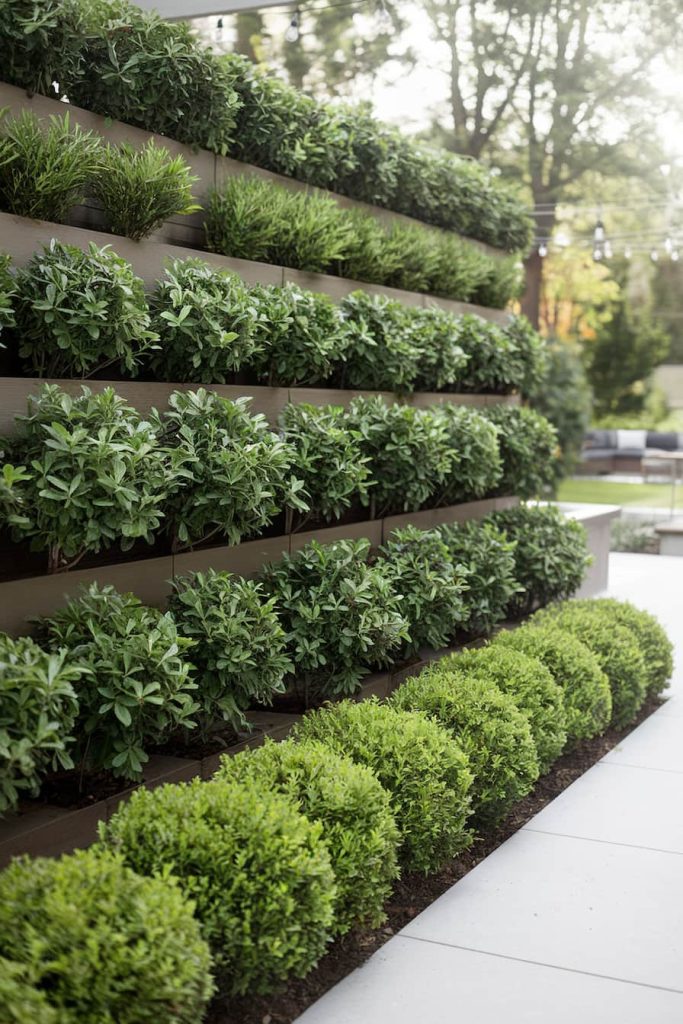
(397, 935, 683, 997)
(598, 760, 683, 776)
(521, 826, 683, 857)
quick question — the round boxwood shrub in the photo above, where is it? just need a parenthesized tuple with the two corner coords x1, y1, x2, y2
(494, 623, 612, 744)
(440, 646, 567, 773)
(291, 698, 473, 873)
(485, 405, 560, 498)
(439, 520, 519, 636)
(0, 849, 214, 1024)
(216, 738, 400, 934)
(102, 778, 335, 996)
(390, 669, 539, 829)
(533, 602, 648, 729)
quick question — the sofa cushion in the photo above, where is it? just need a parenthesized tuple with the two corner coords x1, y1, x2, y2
(613, 448, 645, 459)
(585, 429, 617, 449)
(616, 429, 646, 451)
(647, 431, 678, 451)
(583, 449, 615, 460)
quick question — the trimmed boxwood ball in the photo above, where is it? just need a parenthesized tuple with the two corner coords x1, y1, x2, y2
(102, 778, 336, 996)
(533, 602, 648, 729)
(390, 669, 539, 829)
(444, 646, 567, 773)
(216, 738, 400, 935)
(0, 849, 214, 1024)
(494, 623, 612, 743)
(291, 699, 473, 874)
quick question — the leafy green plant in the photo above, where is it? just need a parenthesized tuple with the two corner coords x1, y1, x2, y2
(0, 635, 81, 814)
(439, 520, 519, 636)
(148, 258, 260, 383)
(0, 385, 177, 572)
(168, 570, 291, 737)
(506, 315, 548, 397)
(102, 777, 336, 995)
(472, 255, 524, 309)
(292, 698, 473, 873)
(434, 404, 502, 505)
(427, 232, 491, 303)
(155, 388, 307, 550)
(528, 339, 592, 480)
(92, 140, 199, 241)
(261, 539, 408, 701)
(452, 315, 521, 393)
(577, 598, 673, 697)
(0, 253, 16, 342)
(348, 397, 452, 517)
(411, 305, 469, 392)
(379, 222, 441, 294)
(0, 0, 85, 97)
(494, 623, 612, 744)
(338, 291, 421, 393)
(377, 526, 468, 654)
(216, 738, 400, 934)
(38, 584, 198, 780)
(443, 646, 567, 773)
(391, 667, 539, 829)
(489, 504, 591, 618)
(0, 957, 59, 1024)
(281, 403, 370, 525)
(12, 240, 156, 377)
(485, 406, 560, 498)
(0, 849, 214, 1023)
(533, 601, 648, 729)
(0, 110, 101, 223)
(334, 209, 398, 285)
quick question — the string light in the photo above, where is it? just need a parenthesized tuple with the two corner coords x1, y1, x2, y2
(285, 8, 301, 41)
(538, 242, 548, 258)
(624, 245, 632, 258)
(672, 249, 680, 262)
(376, 0, 391, 28)
(214, 16, 223, 41)
(650, 248, 660, 262)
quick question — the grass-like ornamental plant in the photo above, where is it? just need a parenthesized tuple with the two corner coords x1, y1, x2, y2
(261, 539, 408, 701)
(149, 258, 260, 383)
(439, 520, 519, 636)
(412, 305, 469, 392)
(102, 778, 336, 995)
(377, 526, 468, 654)
(434, 404, 502, 505)
(494, 622, 612, 744)
(443, 646, 567, 773)
(0, 635, 81, 814)
(489, 505, 591, 618)
(249, 284, 349, 386)
(533, 601, 648, 729)
(472, 255, 524, 309)
(216, 738, 400, 934)
(379, 222, 442, 295)
(0, 956, 59, 1023)
(485, 405, 560, 498)
(155, 388, 307, 549)
(39, 584, 198, 780)
(0, 849, 214, 1023)
(292, 699, 473, 873)
(391, 668, 539, 829)
(339, 291, 421, 393)
(13, 240, 157, 377)
(0, 253, 16, 341)
(282, 403, 370, 526)
(0, 110, 101, 224)
(168, 570, 291, 737)
(92, 140, 199, 241)
(348, 397, 452, 517)
(0, 384, 177, 572)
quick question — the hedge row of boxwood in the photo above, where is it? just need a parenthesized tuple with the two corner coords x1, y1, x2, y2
(0, 0, 532, 252)
(0, 242, 543, 389)
(0, 596, 671, 1018)
(0, 506, 591, 805)
(0, 384, 561, 570)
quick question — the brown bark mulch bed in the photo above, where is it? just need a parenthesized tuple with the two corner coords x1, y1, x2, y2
(209, 693, 664, 1024)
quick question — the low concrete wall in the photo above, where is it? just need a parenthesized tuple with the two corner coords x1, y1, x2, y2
(557, 502, 621, 596)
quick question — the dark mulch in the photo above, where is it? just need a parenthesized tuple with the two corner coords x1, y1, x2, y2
(208, 693, 663, 1024)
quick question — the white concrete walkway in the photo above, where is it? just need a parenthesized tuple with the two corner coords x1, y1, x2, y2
(296, 554, 683, 1024)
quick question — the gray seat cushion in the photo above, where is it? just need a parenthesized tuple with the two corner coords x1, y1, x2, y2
(647, 431, 679, 451)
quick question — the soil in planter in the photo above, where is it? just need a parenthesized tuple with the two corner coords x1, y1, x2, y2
(208, 694, 664, 1024)
(37, 768, 131, 810)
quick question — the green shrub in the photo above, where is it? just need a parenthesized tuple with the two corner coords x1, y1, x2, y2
(0, 385, 177, 571)
(348, 396, 452, 517)
(0, 958, 59, 1024)
(216, 738, 400, 934)
(485, 405, 560, 498)
(0, 0, 84, 97)
(168, 570, 291, 737)
(281, 403, 370, 524)
(528, 339, 592, 479)
(453, 315, 521, 393)
(0, 110, 101, 223)
(249, 284, 348, 386)
(0, 253, 16, 341)
(13, 241, 156, 377)
(335, 209, 398, 285)
(439, 520, 519, 636)
(435, 404, 502, 505)
(339, 291, 420, 393)
(102, 778, 335, 995)
(391, 668, 539, 828)
(428, 233, 491, 303)
(494, 622, 612, 743)
(379, 222, 441, 294)
(292, 698, 473, 873)
(489, 505, 591, 618)
(92, 141, 199, 241)
(0, 848, 214, 1023)
(0, 635, 81, 814)
(443, 646, 567, 773)
(39, 584, 197, 780)
(148, 258, 260, 382)
(377, 526, 468, 654)
(533, 601, 648, 729)
(155, 388, 307, 549)
(472, 255, 524, 309)
(505, 315, 548, 397)
(261, 539, 408, 700)
(412, 305, 469, 392)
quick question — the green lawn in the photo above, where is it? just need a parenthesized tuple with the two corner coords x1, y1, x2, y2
(557, 477, 682, 510)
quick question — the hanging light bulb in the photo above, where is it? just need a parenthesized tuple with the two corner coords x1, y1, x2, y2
(593, 245, 604, 261)
(664, 236, 673, 255)
(624, 245, 632, 259)
(538, 242, 548, 258)
(285, 9, 300, 42)
(376, 0, 392, 29)
(650, 248, 660, 262)
(594, 219, 605, 243)
(214, 16, 223, 42)
(672, 249, 680, 262)
(604, 240, 613, 259)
